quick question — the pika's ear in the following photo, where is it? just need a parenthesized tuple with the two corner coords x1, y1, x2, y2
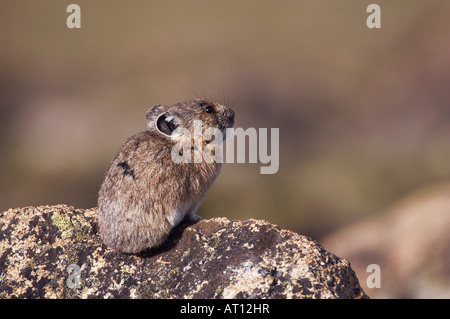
(155, 112, 181, 137)
(146, 104, 169, 131)
(146, 104, 167, 124)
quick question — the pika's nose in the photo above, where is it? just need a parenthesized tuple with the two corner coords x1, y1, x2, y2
(226, 108, 235, 128)
(227, 108, 235, 120)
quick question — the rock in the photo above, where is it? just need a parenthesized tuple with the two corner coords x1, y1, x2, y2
(322, 183, 450, 298)
(0, 204, 367, 299)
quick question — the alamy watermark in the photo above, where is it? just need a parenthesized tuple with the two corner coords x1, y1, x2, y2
(66, 4, 381, 30)
(66, 264, 81, 289)
(167, 120, 279, 175)
(366, 264, 381, 289)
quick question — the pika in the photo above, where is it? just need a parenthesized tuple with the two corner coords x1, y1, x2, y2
(97, 99, 235, 253)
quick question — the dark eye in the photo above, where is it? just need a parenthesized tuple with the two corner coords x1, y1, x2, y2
(205, 105, 215, 114)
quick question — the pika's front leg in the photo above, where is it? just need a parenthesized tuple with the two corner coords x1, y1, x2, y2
(183, 203, 202, 223)
(185, 213, 202, 223)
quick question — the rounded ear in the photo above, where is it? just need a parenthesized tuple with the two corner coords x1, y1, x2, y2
(155, 112, 181, 137)
(146, 104, 169, 130)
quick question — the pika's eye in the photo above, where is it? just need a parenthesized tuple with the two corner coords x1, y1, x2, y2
(205, 105, 215, 114)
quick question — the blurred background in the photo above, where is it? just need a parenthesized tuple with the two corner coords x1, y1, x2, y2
(1, 1, 450, 298)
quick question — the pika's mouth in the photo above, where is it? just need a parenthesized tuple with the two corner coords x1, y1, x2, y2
(221, 127, 232, 141)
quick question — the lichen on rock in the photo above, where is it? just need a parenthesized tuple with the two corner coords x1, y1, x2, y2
(0, 205, 368, 299)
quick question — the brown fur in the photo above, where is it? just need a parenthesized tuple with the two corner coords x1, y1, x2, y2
(97, 99, 235, 253)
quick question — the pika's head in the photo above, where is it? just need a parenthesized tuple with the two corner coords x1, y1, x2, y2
(146, 99, 235, 142)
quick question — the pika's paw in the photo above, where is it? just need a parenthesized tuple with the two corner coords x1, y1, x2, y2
(185, 213, 202, 223)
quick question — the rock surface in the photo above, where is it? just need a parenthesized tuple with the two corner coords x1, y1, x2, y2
(322, 183, 450, 298)
(0, 205, 367, 299)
